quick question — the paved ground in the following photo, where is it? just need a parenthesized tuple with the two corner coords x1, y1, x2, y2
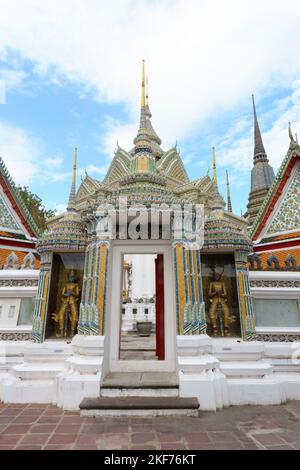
(0, 401, 300, 450)
(120, 332, 156, 360)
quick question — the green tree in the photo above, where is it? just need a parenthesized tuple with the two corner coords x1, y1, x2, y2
(17, 185, 55, 232)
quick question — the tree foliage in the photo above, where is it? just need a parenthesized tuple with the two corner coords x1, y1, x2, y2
(17, 185, 55, 232)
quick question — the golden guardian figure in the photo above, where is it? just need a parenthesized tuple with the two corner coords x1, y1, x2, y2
(208, 270, 236, 336)
(52, 273, 79, 338)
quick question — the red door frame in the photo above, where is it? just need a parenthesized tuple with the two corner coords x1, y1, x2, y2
(155, 254, 165, 360)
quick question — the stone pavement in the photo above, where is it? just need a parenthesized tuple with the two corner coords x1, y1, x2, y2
(0, 401, 300, 450)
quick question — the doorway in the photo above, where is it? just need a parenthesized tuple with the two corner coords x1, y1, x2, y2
(119, 253, 165, 360)
(101, 241, 177, 387)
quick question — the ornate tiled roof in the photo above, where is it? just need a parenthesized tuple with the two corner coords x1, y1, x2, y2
(250, 138, 300, 241)
(204, 216, 252, 251)
(260, 230, 300, 244)
(0, 156, 40, 238)
(38, 209, 87, 253)
(38, 149, 87, 253)
(248, 248, 300, 271)
(0, 249, 40, 269)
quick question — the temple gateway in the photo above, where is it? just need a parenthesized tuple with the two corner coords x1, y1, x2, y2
(0, 62, 299, 413)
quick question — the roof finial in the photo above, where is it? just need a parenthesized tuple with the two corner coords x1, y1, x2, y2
(288, 121, 297, 145)
(141, 60, 146, 108)
(226, 170, 232, 213)
(146, 75, 149, 106)
(68, 147, 77, 209)
(212, 146, 217, 187)
(252, 94, 267, 163)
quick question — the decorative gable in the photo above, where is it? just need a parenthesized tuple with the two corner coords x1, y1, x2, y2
(0, 190, 22, 232)
(76, 175, 103, 199)
(156, 148, 189, 183)
(0, 157, 40, 238)
(251, 144, 300, 242)
(103, 148, 131, 184)
(266, 164, 300, 235)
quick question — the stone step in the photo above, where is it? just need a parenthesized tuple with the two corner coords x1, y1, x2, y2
(79, 396, 199, 417)
(227, 378, 285, 405)
(178, 356, 220, 373)
(212, 340, 264, 361)
(24, 345, 71, 363)
(13, 363, 66, 380)
(1, 378, 55, 403)
(263, 358, 300, 373)
(220, 361, 273, 378)
(66, 356, 102, 374)
(100, 387, 179, 397)
(264, 343, 300, 358)
(101, 371, 179, 388)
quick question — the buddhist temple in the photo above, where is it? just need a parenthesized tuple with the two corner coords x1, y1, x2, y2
(0, 63, 299, 413)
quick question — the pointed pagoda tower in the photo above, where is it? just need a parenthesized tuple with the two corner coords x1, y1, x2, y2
(246, 95, 275, 225)
(210, 146, 226, 219)
(226, 171, 233, 213)
(131, 60, 163, 173)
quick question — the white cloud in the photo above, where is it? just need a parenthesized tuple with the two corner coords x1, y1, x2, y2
(0, 80, 5, 104)
(0, 120, 39, 184)
(0, 0, 300, 156)
(0, 68, 27, 91)
(96, 117, 137, 157)
(0, 121, 70, 187)
(53, 203, 67, 213)
(45, 156, 63, 168)
(47, 171, 72, 183)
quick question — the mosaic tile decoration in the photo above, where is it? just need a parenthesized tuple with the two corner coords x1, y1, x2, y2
(173, 242, 206, 335)
(78, 240, 109, 336)
(235, 250, 256, 340)
(267, 165, 300, 235)
(0, 191, 21, 231)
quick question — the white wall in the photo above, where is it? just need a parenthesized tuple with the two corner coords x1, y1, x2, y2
(125, 254, 156, 299)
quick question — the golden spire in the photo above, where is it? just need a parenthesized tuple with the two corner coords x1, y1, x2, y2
(146, 75, 148, 106)
(212, 146, 217, 186)
(141, 59, 146, 108)
(73, 147, 77, 186)
(68, 147, 77, 209)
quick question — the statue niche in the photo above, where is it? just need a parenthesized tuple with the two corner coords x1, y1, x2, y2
(52, 272, 80, 338)
(207, 269, 236, 336)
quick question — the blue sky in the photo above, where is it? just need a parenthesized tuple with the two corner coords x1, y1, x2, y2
(0, 0, 300, 215)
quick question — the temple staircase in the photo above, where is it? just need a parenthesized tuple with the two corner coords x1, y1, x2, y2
(80, 371, 199, 416)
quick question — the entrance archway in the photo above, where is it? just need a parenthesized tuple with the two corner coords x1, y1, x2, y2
(101, 240, 178, 388)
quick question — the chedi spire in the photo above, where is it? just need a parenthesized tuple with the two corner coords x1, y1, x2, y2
(133, 60, 163, 158)
(252, 94, 268, 163)
(68, 147, 77, 210)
